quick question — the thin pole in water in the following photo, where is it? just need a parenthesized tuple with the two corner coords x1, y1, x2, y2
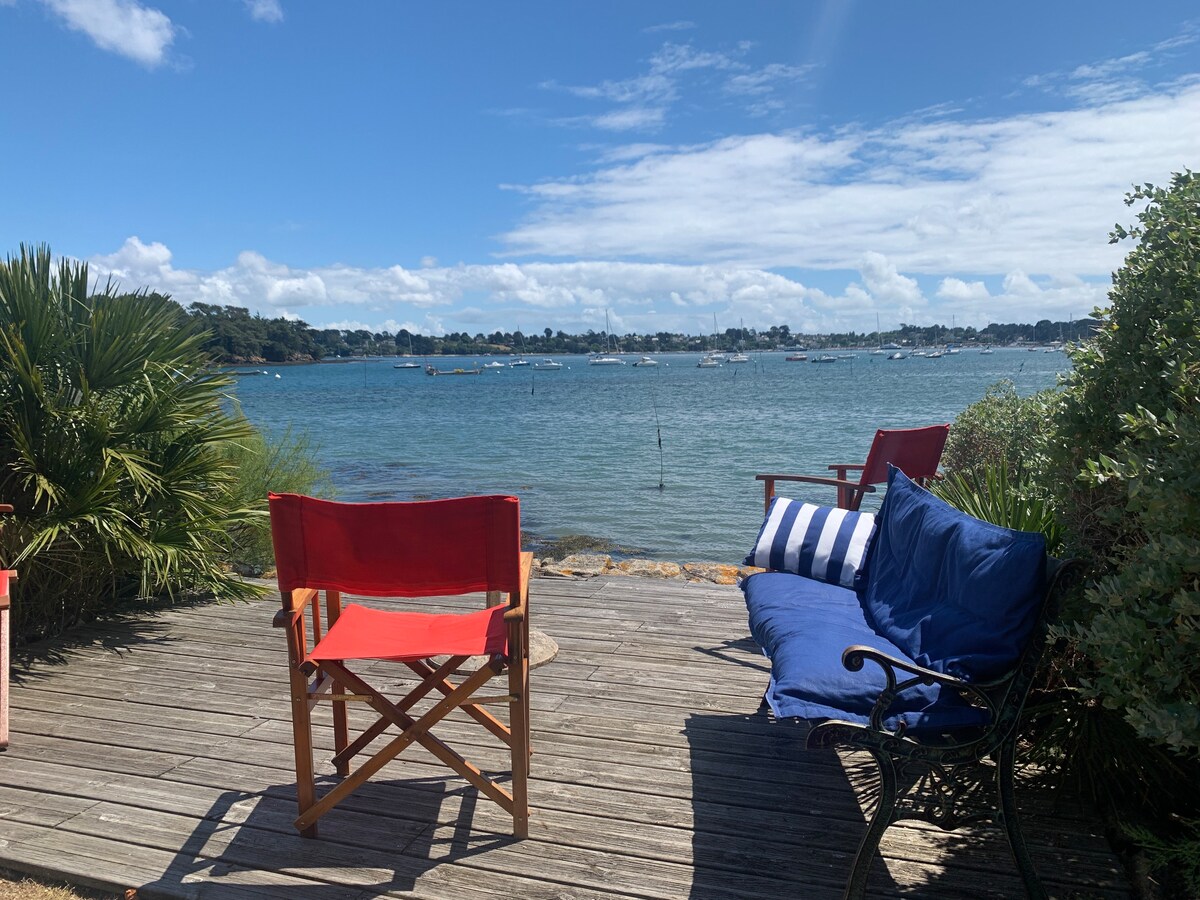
(651, 391, 665, 490)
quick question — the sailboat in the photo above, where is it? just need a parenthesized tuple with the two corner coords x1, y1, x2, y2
(589, 310, 625, 365)
(508, 327, 531, 366)
(870, 314, 886, 354)
(394, 332, 421, 368)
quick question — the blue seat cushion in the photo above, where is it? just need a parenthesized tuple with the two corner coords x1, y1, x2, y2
(743, 572, 989, 731)
(858, 468, 1047, 681)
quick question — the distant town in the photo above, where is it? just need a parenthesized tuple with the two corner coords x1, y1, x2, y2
(184, 301, 1095, 364)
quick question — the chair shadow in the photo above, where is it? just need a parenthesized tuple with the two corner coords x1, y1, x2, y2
(9, 600, 197, 685)
(691, 636, 771, 673)
(138, 774, 519, 897)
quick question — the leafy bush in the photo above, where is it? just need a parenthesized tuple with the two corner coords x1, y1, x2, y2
(1051, 172, 1200, 753)
(220, 423, 333, 572)
(0, 245, 265, 640)
(939, 379, 1058, 483)
(1034, 174, 1200, 879)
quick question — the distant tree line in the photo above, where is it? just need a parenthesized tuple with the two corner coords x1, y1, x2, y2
(183, 302, 1095, 363)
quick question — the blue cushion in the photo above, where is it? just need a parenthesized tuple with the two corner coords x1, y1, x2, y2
(858, 468, 1047, 681)
(743, 572, 988, 731)
(744, 498, 875, 588)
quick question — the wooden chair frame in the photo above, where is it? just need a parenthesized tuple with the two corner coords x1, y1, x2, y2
(272, 546, 533, 840)
(757, 425, 950, 513)
(0, 503, 14, 751)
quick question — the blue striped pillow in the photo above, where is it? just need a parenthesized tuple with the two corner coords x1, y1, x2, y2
(744, 498, 876, 588)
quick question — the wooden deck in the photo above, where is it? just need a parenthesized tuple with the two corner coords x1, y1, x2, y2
(0, 575, 1128, 899)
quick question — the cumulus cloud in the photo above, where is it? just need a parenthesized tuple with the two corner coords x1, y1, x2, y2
(244, 0, 283, 24)
(86, 237, 1102, 338)
(501, 77, 1200, 279)
(40, 0, 175, 67)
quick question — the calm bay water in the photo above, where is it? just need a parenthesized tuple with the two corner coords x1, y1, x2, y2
(229, 349, 1070, 563)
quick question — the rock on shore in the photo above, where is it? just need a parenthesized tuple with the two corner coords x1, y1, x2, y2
(536, 553, 762, 585)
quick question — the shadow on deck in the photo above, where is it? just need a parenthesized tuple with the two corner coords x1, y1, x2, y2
(0, 575, 1128, 898)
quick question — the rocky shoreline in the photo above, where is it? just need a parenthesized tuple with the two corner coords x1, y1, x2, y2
(533, 553, 763, 585)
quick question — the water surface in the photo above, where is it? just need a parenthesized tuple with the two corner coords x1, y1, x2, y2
(230, 349, 1069, 562)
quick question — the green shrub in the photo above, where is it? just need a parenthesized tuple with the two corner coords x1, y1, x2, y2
(1050, 173, 1200, 753)
(939, 379, 1058, 483)
(220, 423, 333, 572)
(0, 244, 265, 640)
(930, 465, 1062, 554)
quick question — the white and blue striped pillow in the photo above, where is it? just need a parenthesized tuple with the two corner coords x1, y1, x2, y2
(744, 498, 876, 588)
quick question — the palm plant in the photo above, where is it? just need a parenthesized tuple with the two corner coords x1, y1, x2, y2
(0, 244, 264, 640)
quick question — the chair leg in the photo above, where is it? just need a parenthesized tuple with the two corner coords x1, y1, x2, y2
(844, 749, 898, 900)
(509, 654, 530, 838)
(997, 741, 1046, 900)
(0, 603, 9, 751)
(285, 623, 318, 838)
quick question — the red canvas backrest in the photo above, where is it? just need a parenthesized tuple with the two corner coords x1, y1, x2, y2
(269, 493, 522, 597)
(860, 424, 950, 486)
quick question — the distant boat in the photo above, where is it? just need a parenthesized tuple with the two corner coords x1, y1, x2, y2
(632, 356, 659, 367)
(395, 333, 421, 367)
(811, 355, 838, 364)
(590, 309, 624, 364)
(727, 352, 750, 364)
(696, 354, 721, 368)
(980, 347, 995, 355)
(926, 351, 944, 359)
(425, 365, 481, 376)
(785, 353, 808, 362)
(482, 361, 507, 369)
(888, 352, 906, 360)
(532, 358, 563, 370)
(508, 358, 530, 367)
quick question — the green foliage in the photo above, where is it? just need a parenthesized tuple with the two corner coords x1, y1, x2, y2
(0, 244, 265, 640)
(1124, 818, 1200, 898)
(940, 379, 1059, 482)
(220, 424, 333, 571)
(930, 465, 1062, 554)
(1048, 171, 1200, 757)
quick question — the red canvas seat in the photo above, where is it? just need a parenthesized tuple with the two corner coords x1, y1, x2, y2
(269, 492, 532, 839)
(757, 425, 950, 512)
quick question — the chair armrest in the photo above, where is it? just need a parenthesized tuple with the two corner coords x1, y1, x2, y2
(755, 474, 876, 492)
(756, 473, 877, 514)
(504, 552, 533, 622)
(272, 587, 318, 628)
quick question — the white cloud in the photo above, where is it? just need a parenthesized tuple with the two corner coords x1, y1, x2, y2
(501, 78, 1200, 279)
(40, 0, 174, 67)
(643, 20, 695, 34)
(937, 277, 989, 302)
(83, 237, 1109, 336)
(244, 0, 283, 24)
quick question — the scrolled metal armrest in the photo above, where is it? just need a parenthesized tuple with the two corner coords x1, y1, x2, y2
(840, 645, 1000, 733)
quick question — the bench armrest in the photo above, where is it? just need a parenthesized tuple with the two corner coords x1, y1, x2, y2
(840, 645, 1002, 732)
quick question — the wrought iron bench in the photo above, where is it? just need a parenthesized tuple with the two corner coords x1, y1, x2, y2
(741, 468, 1078, 899)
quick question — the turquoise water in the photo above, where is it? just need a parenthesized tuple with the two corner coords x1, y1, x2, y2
(229, 349, 1070, 563)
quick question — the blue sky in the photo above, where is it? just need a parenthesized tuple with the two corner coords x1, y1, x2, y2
(1, 1, 1197, 338)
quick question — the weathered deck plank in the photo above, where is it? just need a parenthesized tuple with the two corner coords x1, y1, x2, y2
(0, 575, 1129, 898)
